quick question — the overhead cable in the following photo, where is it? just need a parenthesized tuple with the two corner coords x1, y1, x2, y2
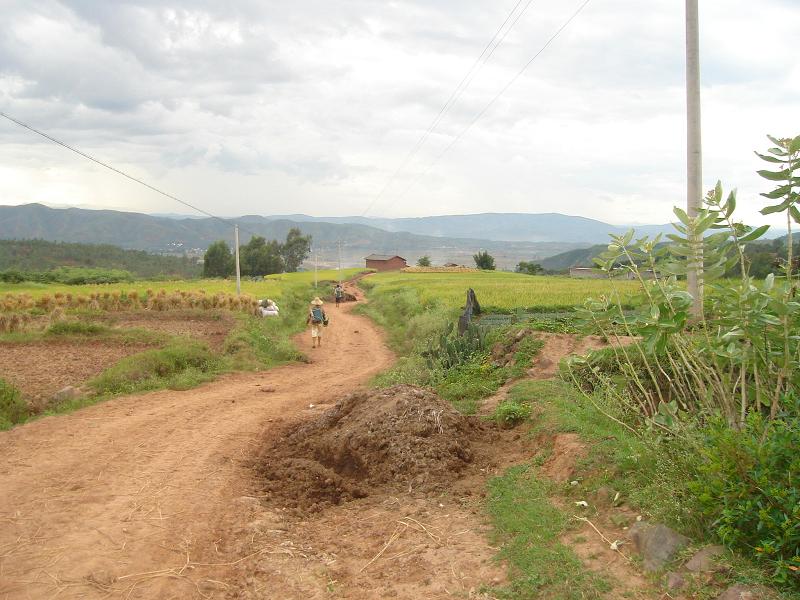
(360, 0, 538, 217)
(396, 0, 593, 202)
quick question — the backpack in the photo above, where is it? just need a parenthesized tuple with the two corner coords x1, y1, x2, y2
(311, 306, 324, 324)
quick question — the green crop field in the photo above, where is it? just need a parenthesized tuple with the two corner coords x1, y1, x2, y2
(362, 270, 639, 311)
(0, 269, 364, 300)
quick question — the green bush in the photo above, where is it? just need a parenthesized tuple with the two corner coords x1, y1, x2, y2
(690, 401, 800, 586)
(0, 379, 28, 428)
(47, 321, 109, 336)
(494, 400, 532, 427)
(90, 341, 220, 395)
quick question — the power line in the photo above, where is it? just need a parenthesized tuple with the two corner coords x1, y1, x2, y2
(0, 110, 260, 238)
(396, 0, 593, 202)
(360, 0, 538, 217)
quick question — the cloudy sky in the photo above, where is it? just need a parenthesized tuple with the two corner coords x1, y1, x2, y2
(0, 0, 797, 225)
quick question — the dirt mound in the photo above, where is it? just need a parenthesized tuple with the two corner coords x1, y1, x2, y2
(255, 385, 482, 511)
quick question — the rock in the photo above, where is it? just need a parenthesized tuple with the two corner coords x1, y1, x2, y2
(628, 521, 690, 571)
(716, 585, 767, 600)
(515, 329, 528, 341)
(665, 572, 686, 592)
(491, 342, 506, 360)
(52, 386, 79, 403)
(686, 544, 726, 573)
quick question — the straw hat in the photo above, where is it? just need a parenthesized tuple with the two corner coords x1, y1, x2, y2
(311, 297, 324, 305)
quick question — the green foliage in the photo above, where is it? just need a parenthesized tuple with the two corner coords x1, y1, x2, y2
(89, 341, 221, 395)
(690, 401, 800, 586)
(0, 239, 201, 280)
(46, 321, 110, 336)
(487, 464, 610, 599)
(203, 240, 235, 277)
(473, 250, 496, 270)
(422, 322, 487, 371)
(0, 266, 134, 285)
(516, 261, 544, 275)
(281, 228, 312, 273)
(493, 399, 531, 427)
(240, 236, 284, 276)
(0, 378, 28, 429)
(416, 255, 432, 267)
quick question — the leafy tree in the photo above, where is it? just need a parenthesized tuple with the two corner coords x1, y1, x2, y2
(473, 250, 495, 270)
(281, 228, 312, 273)
(240, 236, 284, 276)
(516, 261, 544, 275)
(417, 255, 432, 267)
(203, 241, 234, 278)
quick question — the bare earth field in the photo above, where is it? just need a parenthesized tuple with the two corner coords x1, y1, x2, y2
(100, 310, 236, 350)
(0, 340, 154, 402)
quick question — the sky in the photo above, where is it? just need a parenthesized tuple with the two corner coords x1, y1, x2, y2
(0, 0, 797, 226)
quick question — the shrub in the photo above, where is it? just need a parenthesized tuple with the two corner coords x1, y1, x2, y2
(46, 321, 109, 336)
(493, 400, 532, 428)
(690, 401, 800, 586)
(0, 379, 28, 428)
(90, 341, 220, 395)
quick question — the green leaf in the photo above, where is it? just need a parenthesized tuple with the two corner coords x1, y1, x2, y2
(725, 189, 737, 217)
(790, 135, 800, 154)
(761, 185, 791, 200)
(761, 200, 792, 215)
(755, 151, 787, 164)
(673, 207, 691, 226)
(739, 224, 770, 243)
(757, 169, 792, 182)
(790, 205, 800, 225)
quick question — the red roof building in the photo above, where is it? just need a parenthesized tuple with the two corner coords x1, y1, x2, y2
(365, 254, 407, 272)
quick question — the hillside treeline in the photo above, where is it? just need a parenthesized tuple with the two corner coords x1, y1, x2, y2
(203, 228, 312, 277)
(0, 239, 201, 280)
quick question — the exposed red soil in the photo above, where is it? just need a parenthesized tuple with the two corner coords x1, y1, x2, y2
(0, 340, 153, 402)
(256, 385, 487, 512)
(100, 310, 235, 350)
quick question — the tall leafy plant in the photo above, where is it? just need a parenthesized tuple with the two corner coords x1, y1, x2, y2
(569, 135, 800, 428)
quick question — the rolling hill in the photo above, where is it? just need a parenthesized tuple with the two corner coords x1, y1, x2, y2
(0, 204, 586, 270)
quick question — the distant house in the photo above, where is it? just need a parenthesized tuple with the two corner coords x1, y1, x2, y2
(443, 263, 460, 268)
(365, 254, 407, 271)
(569, 267, 607, 279)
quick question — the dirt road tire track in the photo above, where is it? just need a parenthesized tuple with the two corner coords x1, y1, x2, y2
(0, 289, 394, 599)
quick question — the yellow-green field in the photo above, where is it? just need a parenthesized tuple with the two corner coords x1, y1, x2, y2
(0, 269, 364, 300)
(363, 271, 638, 310)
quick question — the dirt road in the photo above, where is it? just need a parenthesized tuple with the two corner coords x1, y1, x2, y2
(0, 290, 394, 599)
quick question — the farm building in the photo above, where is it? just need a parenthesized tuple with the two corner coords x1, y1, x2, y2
(365, 254, 408, 271)
(569, 267, 606, 279)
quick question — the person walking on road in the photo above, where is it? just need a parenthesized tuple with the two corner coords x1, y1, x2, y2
(307, 297, 328, 348)
(334, 283, 344, 308)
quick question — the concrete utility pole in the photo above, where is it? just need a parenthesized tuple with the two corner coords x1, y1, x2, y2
(234, 224, 241, 296)
(314, 248, 318, 288)
(686, 0, 703, 319)
(338, 240, 343, 284)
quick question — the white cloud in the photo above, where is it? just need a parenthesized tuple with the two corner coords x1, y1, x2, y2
(0, 0, 797, 228)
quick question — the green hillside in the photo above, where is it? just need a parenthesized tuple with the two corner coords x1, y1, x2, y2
(0, 239, 201, 279)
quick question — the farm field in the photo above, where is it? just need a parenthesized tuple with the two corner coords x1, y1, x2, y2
(362, 270, 639, 311)
(0, 268, 364, 300)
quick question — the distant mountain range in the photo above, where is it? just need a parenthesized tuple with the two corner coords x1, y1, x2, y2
(0, 204, 584, 270)
(217, 213, 680, 244)
(3, 204, 786, 271)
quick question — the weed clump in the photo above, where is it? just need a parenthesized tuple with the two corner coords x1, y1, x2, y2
(0, 379, 28, 429)
(89, 341, 220, 395)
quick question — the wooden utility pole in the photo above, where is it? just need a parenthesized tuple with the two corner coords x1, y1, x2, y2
(234, 224, 241, 296)
(314, 248, 318, 288)
(338, 240, 342, 284)
(686, 0, 703, 318)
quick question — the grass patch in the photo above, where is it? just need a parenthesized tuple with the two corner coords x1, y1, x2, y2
(486, 464, 610, 599)
(0, 378, 28, 430)
(89, 339, 222, 396)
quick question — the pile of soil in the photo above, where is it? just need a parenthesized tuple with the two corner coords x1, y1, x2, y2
(255, 385, 485, 512)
